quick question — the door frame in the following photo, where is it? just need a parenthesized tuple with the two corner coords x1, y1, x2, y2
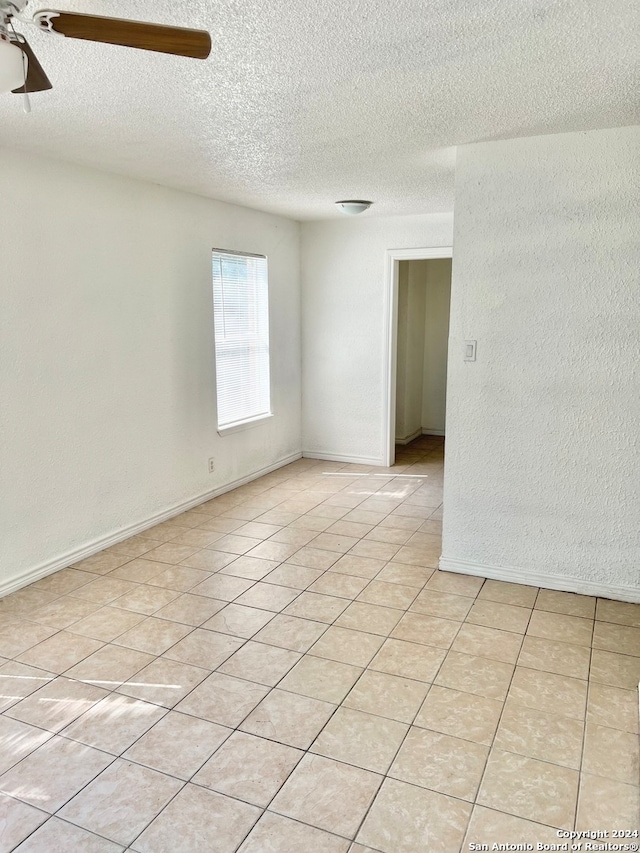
(382, 246, 453, 467)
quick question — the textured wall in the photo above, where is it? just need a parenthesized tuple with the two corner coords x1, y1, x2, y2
(301, 214, 454, 462)
(421, 259, 452, 434)
(443, 126, 640, 597)
(1, 149, 301, 591)
(395, 261, 427, 441)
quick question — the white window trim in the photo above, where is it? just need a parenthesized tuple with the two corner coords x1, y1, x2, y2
(217, 412, 274, 436)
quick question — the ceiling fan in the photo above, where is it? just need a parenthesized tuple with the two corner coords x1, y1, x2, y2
(0, 1, 211, 104)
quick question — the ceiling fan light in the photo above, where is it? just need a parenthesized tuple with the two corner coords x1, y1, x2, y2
(335, 200, 373, 215)
(0, 37, 26, 93)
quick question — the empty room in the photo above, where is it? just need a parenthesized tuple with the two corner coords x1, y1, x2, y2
(1, 1, 638, 851)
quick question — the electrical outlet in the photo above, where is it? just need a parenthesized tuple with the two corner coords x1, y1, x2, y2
(208, 458, 215, 473)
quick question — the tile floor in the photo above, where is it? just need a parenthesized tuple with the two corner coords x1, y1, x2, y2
(0, 436, 638, 852)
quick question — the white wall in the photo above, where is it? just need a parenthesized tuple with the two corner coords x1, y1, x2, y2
(442, 125, 640, 601)
(395, 261, 426, 441)
(1, 148, 301, 594)
(301, 214, 454, 464)
(422, 259, 452, 434)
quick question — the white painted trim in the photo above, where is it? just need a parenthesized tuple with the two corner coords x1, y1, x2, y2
(439, 555, 640, 604)
(382, 246, 453, 467)
(395, 428, 423, 446)
(1, 452, 303, 598)
(302, 451, 384, 466)
(422, 428, 446, 437)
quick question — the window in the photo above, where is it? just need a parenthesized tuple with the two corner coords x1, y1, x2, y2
(212, 249, 271, 431)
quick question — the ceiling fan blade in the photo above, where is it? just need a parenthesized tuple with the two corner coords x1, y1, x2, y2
(35, 10, 211, 59)
(11, 38, 53, 93)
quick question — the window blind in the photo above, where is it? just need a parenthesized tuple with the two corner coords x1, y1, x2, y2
(212, 249, 271, 429)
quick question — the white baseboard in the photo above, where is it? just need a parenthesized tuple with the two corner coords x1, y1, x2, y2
(1, 452, 303, 599)
(439, 556, 640, 604)
(422, 429, 445, 437)
(395, 429, 423, 446)
(302, 451, 385, 466)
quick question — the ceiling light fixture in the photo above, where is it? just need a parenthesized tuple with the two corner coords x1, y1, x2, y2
(0, 35, 25, 93)
(335, 200, 373, 215)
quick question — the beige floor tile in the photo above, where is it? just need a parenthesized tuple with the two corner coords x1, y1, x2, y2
(145, 565, 211, 592)
(364, 527, 412, 545)
(278, 656, 363, 704)
(424, 570, 484, 598)
(312, 707, 408, 773)
(71, 577, 138, 605)
(0, 620, 58, 659)
(142, 543, 201, 565)
(478, 748, 579, 829)
(33, 569, 95, 597)
(163, 628, 244, 670)
(0, 662, 54, 714)
(113, 617, 192, 656)
(329, 555, 386, 579)
(0, 716, 52, 775)
(176, 672, 269, 727)
(153, 593, 226, 627)
(390, 611, 459, 649)
(374, 563, 433, 588)
(527, 609, 593, 647)
(370, 639, 445, 683)
(576, 773, 640, 831)
(462, 805, 561, 849)
(109, 533, 162, 557)
(477, 579, 539, 608)
(247, 541, 300, 562)
(284, 592, 350, 623)
(240, 688, 336, 748)
(413, 685, 502, 746)
(218, 641, 301, 686)
(335, 602, 404, 636)
(213, 534, 264, 555)
(535, 588, 596, 619)
(587, 682, 639, 733)
(179, 549, 237, 572)
(72, 553, 133, 575)
(310, 533, 361, 554)
(393, 544, 439, 569)
(328, 520, 375, 539)
(112, 585, 180, 616)
(203, 604, 274, 639)
(271, 753, 381, 839)
(508, 667, 588, 720)
(12, 817, 125, 852)
(253, 614, 328, 652)
(1, 590, 59, 620)
(593, 621, 640, 657)
(495, 700, 584, 769)
(596, 597, 640, 628)
(434, 651, 513, 700)
(287, 547, 341, 570)
(116, 656, 209, 707)
(0, 735, 113, 812)
(357, 581, 418, 610)
(238, 811, 350, 853)
(17, 632, 104, 675)
(582, 722, 639, 784)
(189, 574, 255, 602)
(263, 564, 323, 589)
(62, 693, 166, 754)
(309, 574, 370, 600)
(234, 582, 301, 612)
(452, 623, 523, 664)
(64, 644, 155, 690)
(0, 793, 48, 851)
(350, 541, 401, 561)
(123, 711, 230, 779)
(517, 635, 591, 679)
(58, 759, 183, 847)
(378, 514, 424, 532)
(466, 599, 531, 634)
(220, 555, 280, 581)
(5, 677, 107, 733)
(289, 515, 335, 532)
(410, 589, 473, 621)
(309, 626, 384, 667)
(193, 730, 302, 806)
(109, 558, 168, 584)
(357, 776, 471, 853)
(590, 649, 640, 689)
(67, 606, 145, 642)
(389, 726, 488, 800)
(166, 528, 224, 547)
(135, 784, 260, 853)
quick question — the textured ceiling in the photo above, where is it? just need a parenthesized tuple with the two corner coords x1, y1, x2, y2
(1, 0, 638, 219)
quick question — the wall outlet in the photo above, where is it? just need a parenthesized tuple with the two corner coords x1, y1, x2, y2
(208, 458, 215, 473)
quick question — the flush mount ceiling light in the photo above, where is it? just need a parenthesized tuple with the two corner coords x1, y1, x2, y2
(335, 200, 373, 215)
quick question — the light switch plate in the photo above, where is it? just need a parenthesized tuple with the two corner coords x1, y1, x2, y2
(464, 340, 477, 361)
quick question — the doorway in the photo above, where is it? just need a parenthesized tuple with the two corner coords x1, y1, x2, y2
(382, 247, 453, 467)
